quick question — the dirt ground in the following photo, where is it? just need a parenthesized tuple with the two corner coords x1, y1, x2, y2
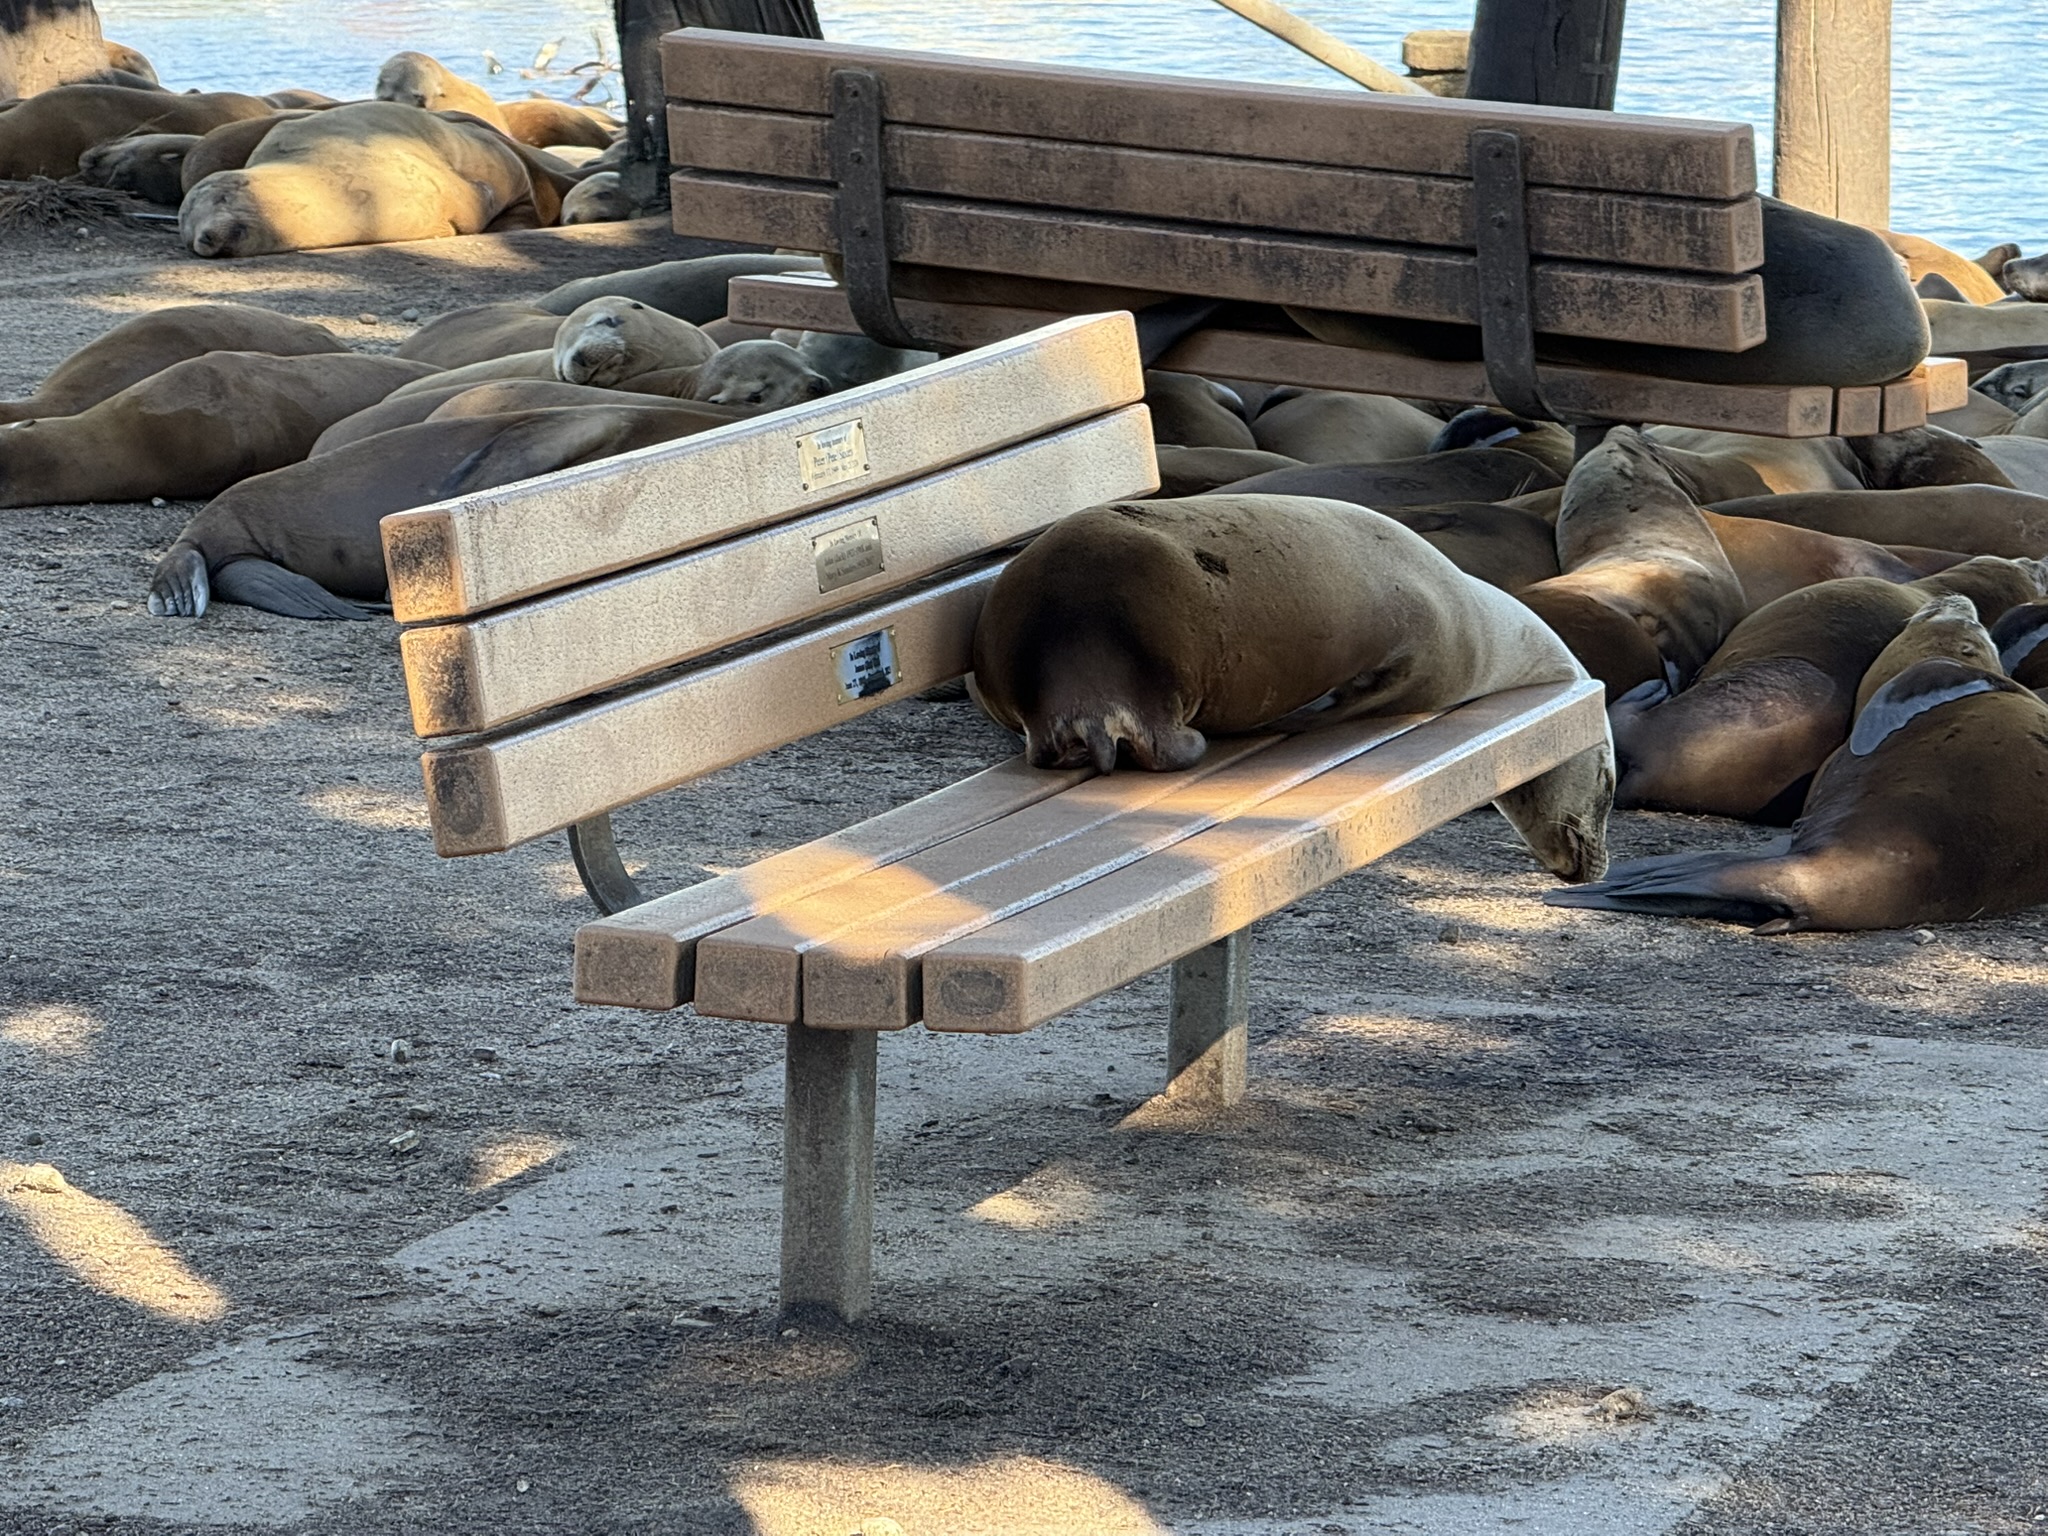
(4, 209, 2048, 1536)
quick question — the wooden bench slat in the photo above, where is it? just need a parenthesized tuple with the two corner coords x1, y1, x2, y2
(691, 735, 1290, 1025)
(672, 173, 1767, 353)
(399, 405, 1156, 738)
(918, 680, 1607, 1034)
(790, 715, 1435, 1030)
(573, 756, 1094, 1010)
(661, 31, 1757, 200)
(418, 564, 1001, 857)
(666, 104, 1764, 276)
(728, 275, 1842, 438)
(380, 311, 1143, 624)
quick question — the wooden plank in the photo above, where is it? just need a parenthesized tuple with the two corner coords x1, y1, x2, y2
(919, 680, 1607, 1034)
(400, 406, 1155, 737)
(574, 756, 1094, 1010)
(671, 173, 1767, 353)
(1880, 372, 1928, 433)
(1922, 356, 1968, 415)
(1832, 386, 1882, 437)
(660, 31, 1757, 199)
(418, 564, 1000, 858)
(692, 735, 1291, 1026)
(728, 276, 1838, 438)
(789, 715, 1435, 1030)
(380, 312, 1142, 624)
(665, 104, 1764, 275)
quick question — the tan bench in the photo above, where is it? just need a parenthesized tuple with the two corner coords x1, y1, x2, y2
(383, 312, 1607, 1322)
(662, 29, 1965, 444)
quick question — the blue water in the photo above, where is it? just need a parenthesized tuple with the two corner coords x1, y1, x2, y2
(95, 0, 2046, 250)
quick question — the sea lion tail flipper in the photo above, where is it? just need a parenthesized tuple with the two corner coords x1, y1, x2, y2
(1492, 742, 1616, 884)
(147, 545, 210, 618)
(439, 412, 623, 497)
(1848, 658, 2021, 755)
(209, 558, 374, 621)
(1542, 842, 1800, 928)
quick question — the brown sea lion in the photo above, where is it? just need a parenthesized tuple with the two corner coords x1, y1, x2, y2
(76, 131, 196, 203)
(103, 42, 159, 86)
(372, 51, 508, 130)
(1383, 502, 1561, 593)
(1701, 509, 1940, 613)
(1923, 297, 2048, 362)
(1144, 370, 1254, 449)
(1881, 231, 2006, 305)
(180, 102, 548, 258)
(969, 492, 1614, 882)
(148, 403, 745, 620)
(1514, 427, 1747, 698)
(1971, 436, 2048, 495)
(1709, 485, 2048, 558)
(178, 112, 305, 192)
(1152, 446, 1301, 497)
(551, 296, 717, 387)
(395, 301, 561, 369)
(1977, 360, 2048, 416)
(1249, 388, 1443, 463)
(0, 302, 344, 424)
(1979, 243, 2022, 291)
(498, 97, 614, 150)
(1428, 408, 1576, 479)
(1643, 443, 1774, 504)
(1647, 427, 1861, 493)
(536, 253, 828, 321)
(1553, 609, 2048, 932)
(1928, 389, 2019, 440)
(262, 89, 341, 110)
(688, 340, 831, 408)
(1990, 600, 2048, 689)
(308, 379, 741, 457)
(1845, 426, 2016, 489)
(559, 170, 630, 224)
(0, 85, 271, 179)
(0, 350, 433, 507)
(1217, 447, 1562, 506)
(1608, 557, 2048, 821)
(1852, 594, 2000, 711)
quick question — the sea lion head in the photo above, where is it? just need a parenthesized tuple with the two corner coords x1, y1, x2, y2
(1845, 426, 2015, 491)
(552, 296, 716, 388)
(791, 330, 936, 390)
(77, 132, 195, 197)
(1972, 359, 2048, 416)
(373, 50, 455, 110)
(689, 340, 831, 409)
(1854, 593, 2000, 716)
(179, 168, 299, 259)
(558, 171, 631, 225)
(2005, 253, 2048, 303)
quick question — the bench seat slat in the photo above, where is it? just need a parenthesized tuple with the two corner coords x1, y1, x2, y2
(661, 31, 1756, 200)
(672, 173, 1767, 354)
(919, 680, 1607, 1034)
(379, 312, 1143, 624)
(419, 564, 1002, 857)
(667, 104, 1764, 276)
(790, 715, 1436, 1031)
(573, 756, 1094, 1010)
(399, 405, 1157, 738)
(728, 275, 1848, 438)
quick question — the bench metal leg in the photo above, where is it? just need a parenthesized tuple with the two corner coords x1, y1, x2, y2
(780, 1023, 877, 1322)
(1166, 931, 1250, 1106)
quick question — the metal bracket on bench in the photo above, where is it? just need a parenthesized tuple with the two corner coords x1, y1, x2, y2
(568, 813, 645, 916)
(1470, 128, 1570, 429)
(828, 67, 927, 353)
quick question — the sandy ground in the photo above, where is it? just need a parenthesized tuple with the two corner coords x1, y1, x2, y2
(4, 209, 2048, 1536)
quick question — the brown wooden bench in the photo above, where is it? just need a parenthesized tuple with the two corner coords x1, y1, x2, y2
(659, 29, 1965, 443)
(382, 312, 1607, 1322)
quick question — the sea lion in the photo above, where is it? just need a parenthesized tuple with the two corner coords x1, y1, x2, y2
(1640, 442, 1775, 505)
(1928, 389, 2019, 440)
(1217, 447, 1563, 506)
(181, 102, 548, 258)
(1971, 435, 2048, 494)
(970, 492, 1613, 880)
(1646, 427, 1862, 493)
(372, 51, 508, 130)
(1152, 445, 1301, 497)
(395, 301, 560, 369)
(103, 42, 159, 86)
(149, 403, 744, 619)
(498, 98, 614, 150)
(384, 350, 558, 399)
(178, 112, 306, 192)
(1973, 360, 2048, 416)
(1916, 273, 1968, 303)
(1844, 426, 2015, 490)
(1990, 600, 2048, 689)
(2003, 253, 2048, 303)
(1922, 297, 2048, 362)
(0, 302, 344, 425)
(1852, 593, 2000, 711)
(1554, 609, 2048, 932)
(76, 131, 198, 204)
(688, 340, 830, 408)
(0, 85, 271, 180)
(559, 171, 631, 224)
(1514, 427, 1747, 698)
(1882, 230, 2006, 305)
(308, 379, 740, 456)
(0, 350, 432, 506)
(1429, 408, 1576, 479)
(1700, 509, 1941, 613)
(791, 330, 936, 389)
(1608, 557, 2047, 820)
(1979, 243, 2022, 291)
(1710, 485, 2048, 557)
(1382, 501, 1561, 593)
(536, 253, 827, 321)
(552, 296, 716, 387)
(262, 89, 340, 110)
(1143, 370, 1253, 449)
(1248, 388, 1443, 463)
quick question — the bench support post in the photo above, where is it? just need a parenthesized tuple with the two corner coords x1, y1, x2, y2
(1166, 932, 1250, 1106)
(780, 1024, 877, 1322)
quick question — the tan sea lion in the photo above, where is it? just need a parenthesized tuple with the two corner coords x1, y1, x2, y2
(1641, 443, 1774, 504)
(0, 85, 271, 180)
(1249, 389, 1443, 463)
(1646, 427, 1861, 493)
(552, 296, 716, 387)
(498, 97, 614, 150)
(536, 253, 828, 321)
(395, 301, 560, 370)
(559, 170, 630, 224)
(970, 492, 1613, 880)
(1709, 485, 2048, 558)
(1153, 445, 1301, 497)
(384, 350, 558, 400)
(1923, 297, 2048, 361)
(1514, 427, 1747, 698)
(103, 42, 159, 86)
(262, 89, 341, 110)
(148, 403, 743, 619)
(1216, 447, 1562, 506)
(0, 350, 432, 507)
(0, 302, 344, 425)
(1881, 231, 2006, 305)
(181, 101, 548, 258)
(372, 51, 508, 130)
(1701, 509, 1943, 613)
(178, 112, 306, 192)
(688, 340, 830, 408)
(1143, 370, 1253, 449)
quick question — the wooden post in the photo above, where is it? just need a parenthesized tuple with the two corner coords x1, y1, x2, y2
(1774, 0, 1891, 228)
(0, 0, 107, 98)
(1465, 0, 1627, 110)
(1166, 932, 1250, 1107)
(779, 1023, 876, 1322)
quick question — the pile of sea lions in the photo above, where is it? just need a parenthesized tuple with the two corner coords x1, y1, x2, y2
(4, 43, 632, 255)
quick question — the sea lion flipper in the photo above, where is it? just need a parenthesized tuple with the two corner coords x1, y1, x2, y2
(1992, 599, 2048, 675)
(209, 558, 373, 621)
(1848, 659, 2017, 756)
(1541, 847, 1796, 926)
(146, 545, 210, 618)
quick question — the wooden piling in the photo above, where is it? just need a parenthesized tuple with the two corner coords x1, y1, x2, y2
(1774, 0, 1891, 227)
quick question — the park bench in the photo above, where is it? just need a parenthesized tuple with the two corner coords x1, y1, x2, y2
(661, 29, 1965, 442)
(381, 310, 1606, 1322)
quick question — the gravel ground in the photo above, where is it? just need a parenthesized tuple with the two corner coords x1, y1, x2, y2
(3, 211, 2047, 1536)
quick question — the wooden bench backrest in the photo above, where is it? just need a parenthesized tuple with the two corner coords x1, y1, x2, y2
(382, 313, 1157, 858)
(660, 29, 1766, 353)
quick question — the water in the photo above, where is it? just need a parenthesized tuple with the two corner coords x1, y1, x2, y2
(95, 0, 2046, 250)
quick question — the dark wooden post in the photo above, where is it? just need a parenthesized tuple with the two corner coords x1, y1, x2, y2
(0, 0, 107, 100)
(613, 0, 821, 213)
(1465, 0, 1626, 110)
